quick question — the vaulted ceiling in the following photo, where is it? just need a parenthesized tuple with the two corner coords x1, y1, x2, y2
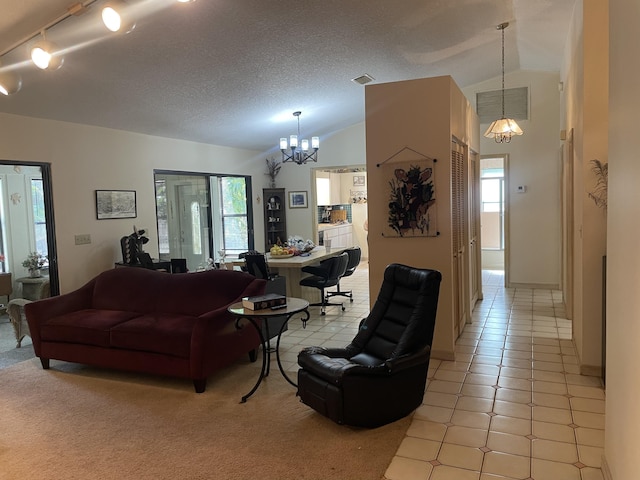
(0, 0, 576, 153)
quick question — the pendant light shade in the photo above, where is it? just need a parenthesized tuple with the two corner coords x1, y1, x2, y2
(484, 118, 523, 141)
(102, 1, 136, 34)
(483, 22, 523, 143)
(31, 40, 64, 70)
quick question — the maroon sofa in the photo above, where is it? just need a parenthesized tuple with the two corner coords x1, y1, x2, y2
(25, 267, 266, 392)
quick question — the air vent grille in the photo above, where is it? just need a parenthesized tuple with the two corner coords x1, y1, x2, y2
(476, 86, 528, 124)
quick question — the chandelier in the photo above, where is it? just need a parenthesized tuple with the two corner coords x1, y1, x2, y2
(483, 22, 523, 143)
(279, 111, 319, 165)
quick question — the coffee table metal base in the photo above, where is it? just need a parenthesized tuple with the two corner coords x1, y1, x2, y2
(229, 298, 309, 403)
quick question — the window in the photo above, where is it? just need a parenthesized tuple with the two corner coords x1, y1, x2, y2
(155, 179, 169, 254)
(219, 177, 248, 256)
(31, 179, 48, 260)
(154, 171, 253, 271)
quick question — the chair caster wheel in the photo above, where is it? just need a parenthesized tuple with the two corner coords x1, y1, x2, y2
(321, 311, 326, 316)
(341, 306, 346, 311)
(350, 299, 354, 303)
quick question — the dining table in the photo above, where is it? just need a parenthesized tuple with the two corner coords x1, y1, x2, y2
(230, 246, 348, 303)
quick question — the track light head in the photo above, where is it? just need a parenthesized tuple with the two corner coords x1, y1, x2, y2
(102, 1, 136, 34)
(31, 40, 64, 70)
(0, 62, 22, 95)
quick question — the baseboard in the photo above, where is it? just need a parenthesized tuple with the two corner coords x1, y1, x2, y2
(431, 349, 456, 361)
(601, 455, 613, 480)
(571, 339, 605, 384)
(507, 281, 560, 290)
(580, 364, 603, 379)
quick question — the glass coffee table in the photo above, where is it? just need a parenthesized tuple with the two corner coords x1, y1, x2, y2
(228, 297, 309, 402)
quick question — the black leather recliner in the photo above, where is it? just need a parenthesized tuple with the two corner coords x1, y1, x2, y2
(297, 263, 442, 428)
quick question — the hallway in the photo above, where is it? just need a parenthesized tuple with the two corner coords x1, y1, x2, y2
(384, 270, 605, 480)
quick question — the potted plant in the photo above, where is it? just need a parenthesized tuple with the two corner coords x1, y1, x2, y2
(265, 157, 282, 188)
(22, 252, 47, 277)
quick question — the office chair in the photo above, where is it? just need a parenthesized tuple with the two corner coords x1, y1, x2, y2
(244, 253, 277, 280)
(325, 246, 361, 302)
(299, 252, 349, 315)
(171, 258, 188, 273)
(297, 263, 442, 427)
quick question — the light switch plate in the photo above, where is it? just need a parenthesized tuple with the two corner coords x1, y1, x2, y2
(75, 234, 91, 245)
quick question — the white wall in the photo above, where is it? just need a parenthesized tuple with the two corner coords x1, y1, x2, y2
(463, 71, 562, 287)
(271, 122, 367, 248)
(605, 2, 640, 478)
(0, 113, 367, 293)
(0, 113, 263, 292)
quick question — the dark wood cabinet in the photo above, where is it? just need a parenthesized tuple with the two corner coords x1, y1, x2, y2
(263, 188, 287, 249)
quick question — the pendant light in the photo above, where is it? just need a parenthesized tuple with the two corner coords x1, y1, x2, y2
(483, 22, 523, 143)
(279, 111, 319, 165)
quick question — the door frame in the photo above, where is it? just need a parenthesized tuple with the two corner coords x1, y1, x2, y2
(479, 153, 510, 286)
(0, 159, 59, 296)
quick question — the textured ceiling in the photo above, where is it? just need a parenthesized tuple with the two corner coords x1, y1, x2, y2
(0, 0, 577, 153)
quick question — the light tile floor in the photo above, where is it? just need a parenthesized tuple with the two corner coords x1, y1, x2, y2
(279, 266, 605, 480)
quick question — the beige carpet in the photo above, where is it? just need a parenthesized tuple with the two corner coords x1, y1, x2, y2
(0, 358, 409, 480)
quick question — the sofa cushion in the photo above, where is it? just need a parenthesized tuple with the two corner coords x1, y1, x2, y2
(40, 309, 141, 347)
(110, 313, 198, 357)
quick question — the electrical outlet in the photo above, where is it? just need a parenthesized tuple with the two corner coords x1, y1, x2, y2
(75, 234, 91, 245)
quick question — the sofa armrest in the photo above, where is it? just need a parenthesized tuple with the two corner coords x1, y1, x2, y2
(24, 279, 96, 327)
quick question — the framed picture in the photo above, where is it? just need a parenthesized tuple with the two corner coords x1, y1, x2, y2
(288, 191, 308, 208)
(95, 190, 137, 219)
(353, 175, 366, 186)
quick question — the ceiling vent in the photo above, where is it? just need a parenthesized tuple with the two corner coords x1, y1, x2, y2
(351, 74, 375, 85)
(476, 86, 529, 124)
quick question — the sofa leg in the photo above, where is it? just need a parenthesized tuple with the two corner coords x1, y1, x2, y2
(248, 348, 258, 363)
(193, 379, 206, 393)
(40, 358, 50, 369)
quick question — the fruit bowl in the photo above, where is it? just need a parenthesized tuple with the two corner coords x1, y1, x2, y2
(269, 253, 294, 259)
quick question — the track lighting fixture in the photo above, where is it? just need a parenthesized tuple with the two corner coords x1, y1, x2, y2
(102, 1, 136, 34)
(0, 63, 22, 95)
(30, 38, 64, 71)
(0, 0, 193, 95)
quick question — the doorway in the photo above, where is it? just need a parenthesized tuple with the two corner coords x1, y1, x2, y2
(0, 161, 59, 297)
(310, 165, 368, 260)
(480, 155, 508, 279)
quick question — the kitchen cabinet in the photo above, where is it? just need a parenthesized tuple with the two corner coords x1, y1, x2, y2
(316, 172, 342, 205)
(318, 223, 353, 248)
(263, 188, 287, 249)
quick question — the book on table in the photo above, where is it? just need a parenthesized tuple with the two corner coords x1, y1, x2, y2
(242, 293, 287, 310)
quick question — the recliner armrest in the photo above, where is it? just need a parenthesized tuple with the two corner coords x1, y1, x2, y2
(385, 345, 431, 373)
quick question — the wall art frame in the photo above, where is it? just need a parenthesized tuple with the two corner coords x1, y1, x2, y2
(95, 189, 137, 220)
(378, 146, 438, 238)
(288, 191, 308, 208)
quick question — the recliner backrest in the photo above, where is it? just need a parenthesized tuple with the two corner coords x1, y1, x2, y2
(350, 263, 441, 361)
